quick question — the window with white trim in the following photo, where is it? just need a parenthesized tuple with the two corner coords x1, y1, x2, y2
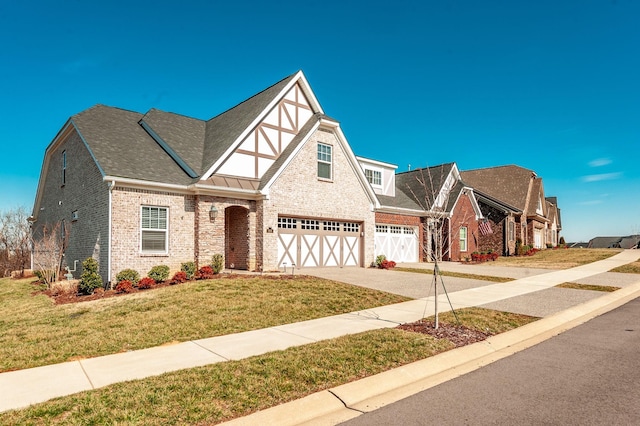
(317, 143, 332, 180)
(364, 169, 382, 186)
(390, 226, 402, 234)
(460, 226, 468, 252)
(141, 206, 168, 253)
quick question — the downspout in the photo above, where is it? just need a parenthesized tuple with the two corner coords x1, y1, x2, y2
(108, 180, 115, 284)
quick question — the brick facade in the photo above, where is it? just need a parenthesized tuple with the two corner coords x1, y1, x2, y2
(448, 192, 479, 261)
(110, 188, 195, 281)
(32, 128, 110, 282)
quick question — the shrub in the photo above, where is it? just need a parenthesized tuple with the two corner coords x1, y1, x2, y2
(148, 265, 170, 283)
(170, 271, 188, 284)
(379, 259, 396, 270)
(115, 280, 135, 294)
(180, 261, 196, 279)
(50, 280, 79, 296)
(211, 254, 224, 274)
(198, 265, 214, 279)
(138, 276, 156, 289)
(375, 254, 387, 268)
(79, 257, 102, 295)
(115, 269, 140, 286)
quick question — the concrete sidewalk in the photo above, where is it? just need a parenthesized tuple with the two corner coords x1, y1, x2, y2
(1, 250, 639, 416)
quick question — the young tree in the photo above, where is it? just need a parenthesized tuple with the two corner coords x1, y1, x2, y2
(31, 220, 70, 288)
(401, 164, 474, 328)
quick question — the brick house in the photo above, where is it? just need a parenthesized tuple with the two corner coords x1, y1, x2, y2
(359, 161, 483, 263)
(30, 71, 379, 283)
(460, 165, 562, 253)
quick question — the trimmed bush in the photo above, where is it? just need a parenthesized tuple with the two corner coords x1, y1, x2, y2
(211, 254, 224, 274)
(180, 261, 196, 279)
(138, 277, 155, 289)
(148, 265, 170, 283)
(170, 271, 188, 284)
(79, 257, 102, 295)
(198, 265, 214, 280)
(379, 259, 396, 269)
(115, 268, 140, 286)
(115, 280, 135, 294)
(375, 254, 387, 268)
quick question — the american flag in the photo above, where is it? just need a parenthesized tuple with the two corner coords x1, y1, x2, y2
(479, 220, 493, 236)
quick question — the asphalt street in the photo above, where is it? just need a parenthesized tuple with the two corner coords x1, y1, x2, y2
(340, 297, 640, 425)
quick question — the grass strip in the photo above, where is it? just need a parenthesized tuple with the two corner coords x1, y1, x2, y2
(394, 267, 513, 283)
(610, 259, 640, 274)
(0, 276, 408, 372)
(490, 248, 621, 269)
(0, 308, 536, 425)
(556, 283, 621, 292)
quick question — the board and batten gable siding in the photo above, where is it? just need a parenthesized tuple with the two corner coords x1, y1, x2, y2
(33, 128, 110, 282)
(260, 127, 375, 270)
(109, 188, 195, 280)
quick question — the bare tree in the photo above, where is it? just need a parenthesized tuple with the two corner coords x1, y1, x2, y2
(401, 164, 476, 328)
(31, 220, 70, 287)
(0, 207, 32, 277)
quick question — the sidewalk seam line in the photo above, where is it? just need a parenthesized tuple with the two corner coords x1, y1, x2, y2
(78, 361, 96, 390)
(190, 341, 230, 361)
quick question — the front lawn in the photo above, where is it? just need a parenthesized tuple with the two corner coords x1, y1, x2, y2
(0, 308, 537, 425)
(490, 248, 621, 269)
(0, 275, 408, 372)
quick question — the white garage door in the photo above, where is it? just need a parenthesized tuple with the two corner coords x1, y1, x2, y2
(277, 217, 362, 268)
(374, 224, 419, 263)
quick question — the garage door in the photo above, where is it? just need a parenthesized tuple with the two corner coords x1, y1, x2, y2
(374, 224, 419, 263)
(277, 217, 362, 268)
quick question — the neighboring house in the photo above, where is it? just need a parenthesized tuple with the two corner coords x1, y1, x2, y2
(365, 162, 483, 262)
(588, 235, 640, 249)
(460, 165, 562, 254)
(31, 71, 380, 283)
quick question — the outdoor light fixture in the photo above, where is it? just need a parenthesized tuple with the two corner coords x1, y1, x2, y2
(209, 205, 218, 221)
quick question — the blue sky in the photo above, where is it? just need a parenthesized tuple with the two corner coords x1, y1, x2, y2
(0, 0, 638, 242)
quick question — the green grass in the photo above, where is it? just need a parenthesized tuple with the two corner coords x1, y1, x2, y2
(556, 282, 621, 292)
(394, 267, 513, 283)
(0, 308, 536, 425)
(0, 275, 408, 372)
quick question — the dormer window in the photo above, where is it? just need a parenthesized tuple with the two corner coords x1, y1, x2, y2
(365, 168, 382, 187)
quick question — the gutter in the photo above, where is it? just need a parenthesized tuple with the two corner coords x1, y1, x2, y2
(107, 180, 115, 284)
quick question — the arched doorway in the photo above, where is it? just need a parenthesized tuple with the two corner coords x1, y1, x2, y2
(225, 206, 249, 270)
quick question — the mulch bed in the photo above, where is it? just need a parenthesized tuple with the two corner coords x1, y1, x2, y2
(397, 320, 491, 347)
(35, 273, 312, 305)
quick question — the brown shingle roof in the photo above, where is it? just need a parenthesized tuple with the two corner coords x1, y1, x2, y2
(460, 165, 535, 211)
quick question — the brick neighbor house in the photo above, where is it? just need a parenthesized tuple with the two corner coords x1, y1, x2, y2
(360, 161, 483, 262)
(460, 165, 562, 254)
(30, 71, 380, 283)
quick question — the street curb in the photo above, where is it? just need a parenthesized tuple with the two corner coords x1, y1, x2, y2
(220, 281, 640, 426)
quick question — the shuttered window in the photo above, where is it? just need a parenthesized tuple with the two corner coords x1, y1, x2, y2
(141, 206, 168, 253)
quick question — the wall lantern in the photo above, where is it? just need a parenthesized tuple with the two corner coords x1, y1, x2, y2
(209, 205, 219, 221)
